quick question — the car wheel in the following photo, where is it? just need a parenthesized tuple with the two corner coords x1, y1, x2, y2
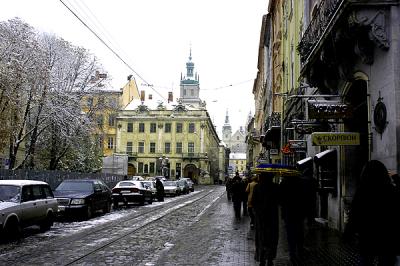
(148, 196, 153, 204)
(139, 197, 145, 206)
(40, 212, 54, 232)
(4, 218, 21, 240)
(103, 201, 111, 213)
(85, 205, 93, 220)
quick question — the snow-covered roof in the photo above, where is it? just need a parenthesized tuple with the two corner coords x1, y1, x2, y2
(229, 152, 247, 160)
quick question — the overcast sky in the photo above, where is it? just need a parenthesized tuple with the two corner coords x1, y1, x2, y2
(1, 0, 268, 137)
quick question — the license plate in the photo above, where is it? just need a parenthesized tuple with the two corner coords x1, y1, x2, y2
(58, 206, 65, 211)
(121, 190, 131, 194)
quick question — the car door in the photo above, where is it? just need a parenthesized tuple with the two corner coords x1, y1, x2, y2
(92, 181, 103, 212)
(20, 185, 39, 227)
(31, 185, 47, 223)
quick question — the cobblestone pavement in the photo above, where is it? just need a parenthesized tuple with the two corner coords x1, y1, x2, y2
(155, 188, 363, 266)
(0, 186, 364, 266)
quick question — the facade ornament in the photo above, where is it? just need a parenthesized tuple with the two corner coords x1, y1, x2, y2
(373, 92, 388, 134)
(136, 103, 149, 113)
(349, 9, 389, 51)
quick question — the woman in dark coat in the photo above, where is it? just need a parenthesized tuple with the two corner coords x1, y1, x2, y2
(155, 178, 164, 202)
(252, 173, 279, 266)
(345, 160, 399, 266)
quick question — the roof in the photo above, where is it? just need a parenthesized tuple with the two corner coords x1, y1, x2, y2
(0, 180, 48, 186)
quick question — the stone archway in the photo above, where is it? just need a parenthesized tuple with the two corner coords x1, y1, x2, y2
(128, 163, 136, 176)
(183, 164, 199, 183)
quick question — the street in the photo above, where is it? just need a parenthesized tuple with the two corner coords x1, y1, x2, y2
(0, 186, 226, 265)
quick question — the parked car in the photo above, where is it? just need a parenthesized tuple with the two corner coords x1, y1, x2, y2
(53, 179, 112, 220)
(177, 179, 190, 194)
(142, 181, 157, 200)
(0, 180, 58, 238)
(112, 180, 153, 207)
(163, 180, 180, 196)
(181, 178, 194, 192)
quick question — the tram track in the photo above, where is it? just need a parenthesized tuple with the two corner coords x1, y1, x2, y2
(0, 186, 225, 266)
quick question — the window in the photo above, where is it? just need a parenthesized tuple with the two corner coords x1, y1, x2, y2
(165, 123, 171, 133)
(138, 142, 144, 153)
(150, 142, 156, 153)
(96, 115, 103, 128)
(236, 160, 239, 164)
(176, 142, 182, 154)
(107, 137, 114, 149)
(188, 123, 195, 133)
(150, 162, 155, 174)
(176, 123, 183, 133)
(144, 164, 148, 173)
(127, 123, 133, 132)
(165, 142, 171, 154)
(139, 123, 145, 133)
(126, 142, 133, 153)
(138, 162, 144, 173)
(108, 114, 116, 126)
(188, 142, 194, 153)
(237, 136, 239, 140)
(150, 123, 157, 133)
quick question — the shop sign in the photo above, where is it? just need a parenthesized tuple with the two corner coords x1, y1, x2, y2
(311, 132, 360, 146)
(269, 149, 279, 155)
(308, 100, 352, 119)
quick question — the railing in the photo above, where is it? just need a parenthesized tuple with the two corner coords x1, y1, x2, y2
(126, 152, 138, 157)
(265, 112, 281, 130)
(298, 0, 345, 63)
(181, 153, 207, 160)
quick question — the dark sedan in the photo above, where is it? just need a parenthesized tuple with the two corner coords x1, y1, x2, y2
(53, 179, 112, 220)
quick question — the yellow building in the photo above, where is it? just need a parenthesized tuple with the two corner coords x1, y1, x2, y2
(229, 152, 247, 176)
(114, 51, 221, 184)
(81, 74, 140, 157)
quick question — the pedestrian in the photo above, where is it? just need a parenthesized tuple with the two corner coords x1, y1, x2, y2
(252, 172, 279, 266)
(280, 167, 317, 264)
(242, 177, 249, 216)
(155, 177, 164, 202)
(231, 171, 244, 220)
(226, 177, 233, 201)
(246, 174, 258, 229)
(344, 160, 399, 266)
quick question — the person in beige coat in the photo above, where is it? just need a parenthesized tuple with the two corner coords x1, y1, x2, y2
(246, 175, 258, 229)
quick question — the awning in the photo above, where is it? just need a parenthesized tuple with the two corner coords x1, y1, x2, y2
(314, 149, 337, 166)
(296, 156, 313, 169)
(252, 163, 301, 177)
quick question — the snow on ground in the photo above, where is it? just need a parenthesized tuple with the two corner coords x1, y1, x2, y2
(42, 190, 202, 238)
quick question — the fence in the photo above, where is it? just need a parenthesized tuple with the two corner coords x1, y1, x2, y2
(0, 169, 125, 190)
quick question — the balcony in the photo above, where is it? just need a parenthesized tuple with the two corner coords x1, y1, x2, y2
(181, 153, 207, 161)
(298, 0, 346, 65)
(126, 152, 138, 158)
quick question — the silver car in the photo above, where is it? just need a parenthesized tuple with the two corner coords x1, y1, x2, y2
(0, 180, 58, 238)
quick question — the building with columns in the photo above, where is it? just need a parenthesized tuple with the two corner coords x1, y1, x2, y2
(113, 51, 223, 184)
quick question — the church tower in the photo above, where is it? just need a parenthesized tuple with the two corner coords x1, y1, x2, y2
(179, 48, 201, 107)
(222, 110, 232, 146)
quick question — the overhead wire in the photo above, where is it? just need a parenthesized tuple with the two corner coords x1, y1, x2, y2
(58, 0, 167, 101)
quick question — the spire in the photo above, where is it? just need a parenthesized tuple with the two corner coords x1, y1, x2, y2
(225, 109, 230, 124)
(186, 47, 194, 78)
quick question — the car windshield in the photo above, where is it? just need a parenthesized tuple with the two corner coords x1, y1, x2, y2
(118, 182, 136, 187)
(0, 185, 21, 203)
(56, 181, 93, 192)
(164, 181, 176, 186)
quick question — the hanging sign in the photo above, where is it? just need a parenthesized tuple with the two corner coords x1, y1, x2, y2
(308, 100, 352, 119)
(311, 132, 360, 146)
